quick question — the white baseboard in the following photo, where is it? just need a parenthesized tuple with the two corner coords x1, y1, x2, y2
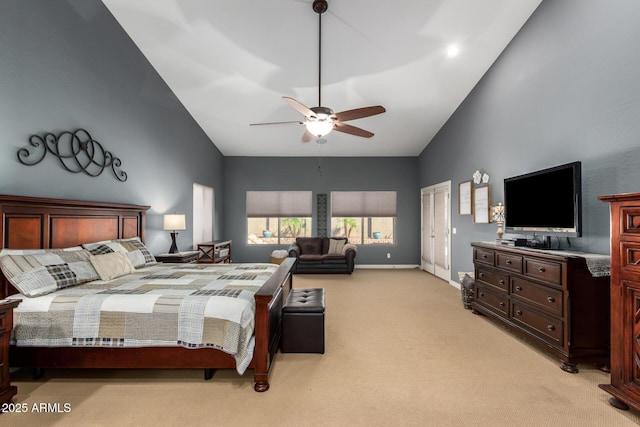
(355, 264, 420, 269)
(449, 280, 461, 289)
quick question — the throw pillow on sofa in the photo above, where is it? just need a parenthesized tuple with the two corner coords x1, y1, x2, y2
(328, 238, 345, 255)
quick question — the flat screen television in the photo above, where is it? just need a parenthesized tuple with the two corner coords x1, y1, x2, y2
(504, 161, 582, 238)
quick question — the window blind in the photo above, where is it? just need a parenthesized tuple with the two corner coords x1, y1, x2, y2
(246, 191, 312, 217)
(331, 191, 397, 217)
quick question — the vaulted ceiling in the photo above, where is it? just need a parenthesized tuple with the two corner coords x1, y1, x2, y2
(102, 0, 542, 157)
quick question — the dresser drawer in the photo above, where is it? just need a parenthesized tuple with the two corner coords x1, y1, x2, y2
(511, 276, 563, 316)
(496, 252, 522, 273)
(511, 302, 563, 346)
(476, 267, 509, 292)
(621, 206, 640, 236)
(0, 331, 5, 386)
(474, 248, 495, 266)
(475, 284, 509, 317)
(524, 258, 562, 285)
(621, 242, 640, 275)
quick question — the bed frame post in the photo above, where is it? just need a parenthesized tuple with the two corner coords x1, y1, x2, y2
(252, 258, 294, 392)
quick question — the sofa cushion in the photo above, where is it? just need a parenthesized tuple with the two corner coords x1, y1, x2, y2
(297, 238, 323, 255)
(300, 254, 324, 261)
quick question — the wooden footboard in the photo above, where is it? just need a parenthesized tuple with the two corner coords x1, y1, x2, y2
(253, 257, 293, 391)
(0, 194, 294, 391)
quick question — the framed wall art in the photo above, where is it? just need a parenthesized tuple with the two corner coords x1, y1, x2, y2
(473, 185, 491, 224)
(458, 180, 473, 215)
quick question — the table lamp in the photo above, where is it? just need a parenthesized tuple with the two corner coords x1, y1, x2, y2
(163, 214, 186, 253)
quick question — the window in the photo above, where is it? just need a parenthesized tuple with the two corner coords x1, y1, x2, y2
(331, 191, 396, 245)
(247, 191, 312, 245)
(193, 183, 214, 249)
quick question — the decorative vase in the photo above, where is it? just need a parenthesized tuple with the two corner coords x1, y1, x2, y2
(373, 232, 381, 239)
(263, 230, 272, 238)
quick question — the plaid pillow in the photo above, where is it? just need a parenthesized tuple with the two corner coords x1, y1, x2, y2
(83, 237, 156, 268)
(0, 248, 99, 297)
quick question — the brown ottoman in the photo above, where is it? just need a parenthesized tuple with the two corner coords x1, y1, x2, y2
(281, 288, 325, 354)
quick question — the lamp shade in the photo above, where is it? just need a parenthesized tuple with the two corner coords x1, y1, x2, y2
(163, 214, 186, 231)
(305, 120, 334, 138)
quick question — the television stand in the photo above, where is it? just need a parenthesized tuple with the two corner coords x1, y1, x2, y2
(471, 242, 610, 373)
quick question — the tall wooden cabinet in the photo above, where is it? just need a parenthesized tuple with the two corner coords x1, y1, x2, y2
(470, 242, 610, 373)
(599, 192, 640, 411)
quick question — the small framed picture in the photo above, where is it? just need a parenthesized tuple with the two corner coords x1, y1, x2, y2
(458, 181, 473, 215)
(473, 186, 491, 224)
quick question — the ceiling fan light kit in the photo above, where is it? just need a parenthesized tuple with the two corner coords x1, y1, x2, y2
(250, 0, 385, 143)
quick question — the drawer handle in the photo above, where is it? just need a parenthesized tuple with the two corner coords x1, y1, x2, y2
(479, 292, 485, 297)
(515, 286, 522, 291)
(547, 296, 555, 303)
(482, 254, 488, 259)
(547, 325, 555, 331)
(499, 280, 505, 285)
(516, 310, 523, 315)
(506, 260, 512, 265)
(499, 302, 505, 307)
(478, 272, 484, 278)
(538, 267, 546, 273)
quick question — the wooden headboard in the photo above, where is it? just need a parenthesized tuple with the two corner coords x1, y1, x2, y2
(0, 194, 150, 297)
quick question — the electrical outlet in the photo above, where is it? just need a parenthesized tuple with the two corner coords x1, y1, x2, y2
(387, 253, 391, 259)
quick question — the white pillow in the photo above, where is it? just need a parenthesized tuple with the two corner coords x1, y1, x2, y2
(90, 252, 136, 281)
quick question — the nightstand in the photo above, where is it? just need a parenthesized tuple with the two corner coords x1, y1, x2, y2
(0, 299, 20, 405)
(155, 251, 199, 263)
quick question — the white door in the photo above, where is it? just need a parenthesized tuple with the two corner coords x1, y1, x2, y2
(421, 182, 451, 281)
(421, 190, 434, 273)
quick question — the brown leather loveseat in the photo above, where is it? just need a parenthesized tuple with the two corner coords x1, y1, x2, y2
(287, 237, 356, 274)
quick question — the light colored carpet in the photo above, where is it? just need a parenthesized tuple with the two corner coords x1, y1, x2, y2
(4, 269, 639, 426)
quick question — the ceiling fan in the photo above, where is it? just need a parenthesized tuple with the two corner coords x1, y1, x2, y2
(250, 0, 386, 143)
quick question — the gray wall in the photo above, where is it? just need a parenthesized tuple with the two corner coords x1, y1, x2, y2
(223, 157, 420, 264)
(0, 0, 224, 255)
(418, 0, 640, 278)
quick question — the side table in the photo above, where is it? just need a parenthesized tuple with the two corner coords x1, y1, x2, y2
(155, 251, 199, 263)
(197, 240, 232, 264)
(0, 299, 21, 405)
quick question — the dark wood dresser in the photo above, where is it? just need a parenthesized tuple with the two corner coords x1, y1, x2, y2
(470, 242, 610, 373)
(598, 192, 640, 411)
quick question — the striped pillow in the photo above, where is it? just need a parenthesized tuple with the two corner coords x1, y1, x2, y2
(0, 248, 99, 297)
(83, 237, 156, 268)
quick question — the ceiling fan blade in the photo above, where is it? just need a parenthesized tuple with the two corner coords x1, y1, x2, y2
(249, 120, 303, 126)
(334, 105, 386, 122)
(333, 122, 375, 138)
(283, 96, 315, 117)
(301, 129, 315, 143)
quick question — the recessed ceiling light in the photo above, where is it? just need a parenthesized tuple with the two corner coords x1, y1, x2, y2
(446, 45, 460, 57)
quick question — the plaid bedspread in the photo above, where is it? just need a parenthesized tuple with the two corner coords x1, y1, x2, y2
(8, 262, 279, 374)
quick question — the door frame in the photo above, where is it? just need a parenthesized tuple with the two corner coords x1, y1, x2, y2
(421, 181, 451, 282)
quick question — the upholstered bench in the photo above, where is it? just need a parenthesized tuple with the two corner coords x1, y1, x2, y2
(281, 288, 325, 354)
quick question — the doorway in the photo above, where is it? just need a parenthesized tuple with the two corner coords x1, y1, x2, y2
(421, 181, 451, 281)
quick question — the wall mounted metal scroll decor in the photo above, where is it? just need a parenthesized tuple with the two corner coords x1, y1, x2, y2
(17, 128, 127, 182)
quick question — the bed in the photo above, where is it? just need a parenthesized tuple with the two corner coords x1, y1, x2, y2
(0, 194, 294, 392)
